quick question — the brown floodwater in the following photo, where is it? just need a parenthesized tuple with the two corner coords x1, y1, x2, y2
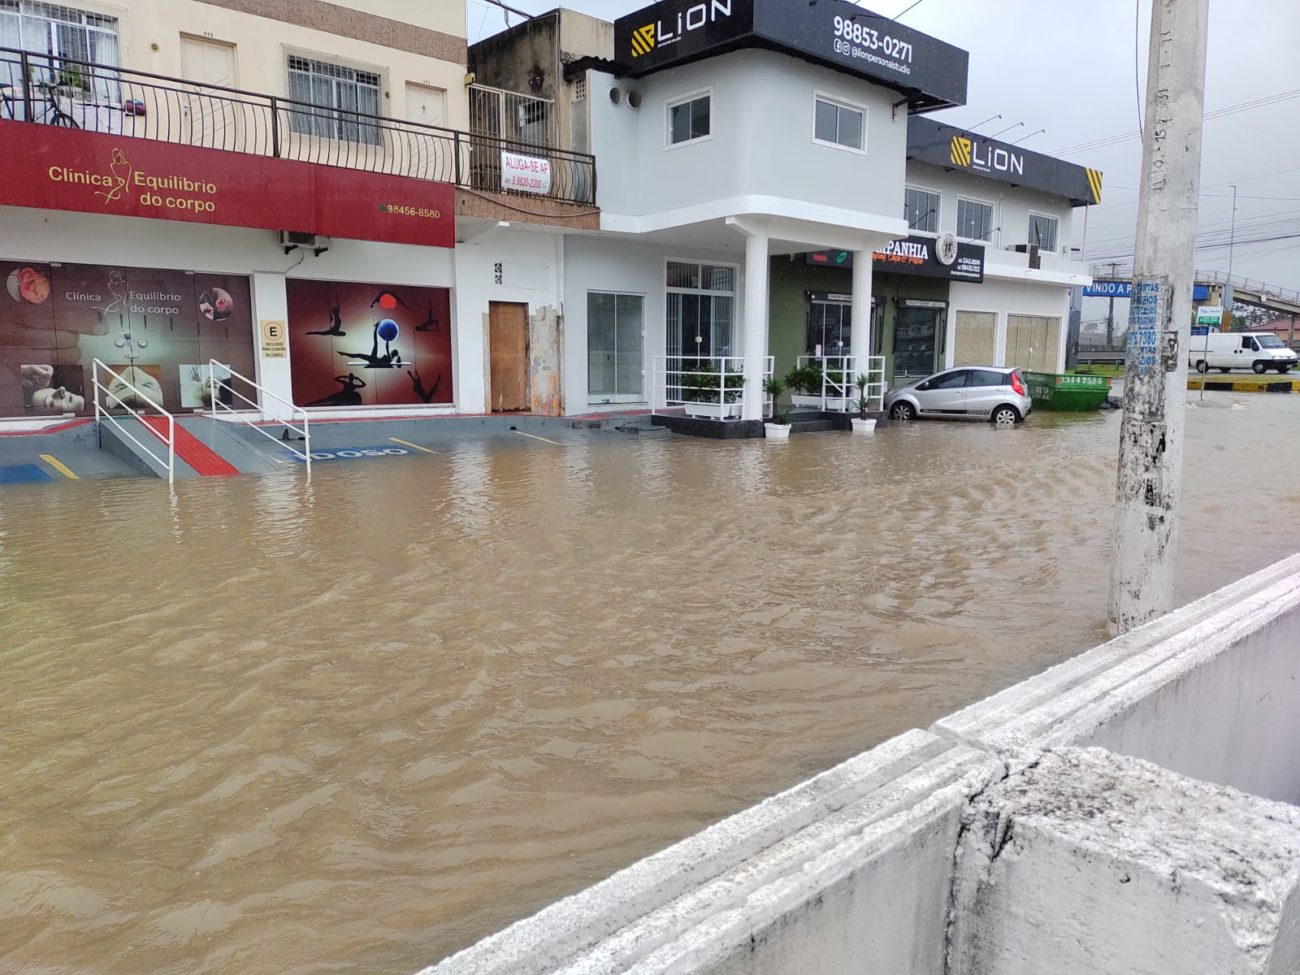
(4, 395, 1300, 975)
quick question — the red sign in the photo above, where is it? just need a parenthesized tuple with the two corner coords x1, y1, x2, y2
(0, 120, 455, 248)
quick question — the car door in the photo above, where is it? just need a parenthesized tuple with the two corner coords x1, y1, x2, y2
(966, 369, 1008, 417)
(915, 369, 972, 415)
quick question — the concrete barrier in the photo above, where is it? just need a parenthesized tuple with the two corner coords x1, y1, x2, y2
(421, 553, 1300, 975)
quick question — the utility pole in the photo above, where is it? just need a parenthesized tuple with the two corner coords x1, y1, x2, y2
(1108, 0, 1210, 635)
(1106, 260, 1118, 347)
(1223, 184, 1238, 331)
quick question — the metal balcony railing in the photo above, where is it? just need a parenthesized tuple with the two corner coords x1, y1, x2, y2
(0, 46, 596, 207)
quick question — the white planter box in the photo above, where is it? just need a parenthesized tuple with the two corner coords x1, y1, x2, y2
(763, 422, 791, 441)
(851, 417, 877, 434)
(685, 401, 743, 420)
(790, 394, 823, 410)
(823, 397, 855, 413)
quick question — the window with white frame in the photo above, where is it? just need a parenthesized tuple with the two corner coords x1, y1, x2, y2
(667, 90, 710, 146)
(0, 1, 119, 93)
(288, 55, 381, 145)
(1028, 212, 1059, 252)
(956, 198, 994, 242)
(905, 186, 940, 233)
(666, 260, 735, 358)
(813, 93, 865, 151)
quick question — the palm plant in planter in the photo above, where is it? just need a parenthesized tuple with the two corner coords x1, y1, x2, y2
(851, 373, 877, 434)
(681, 362, 744, 419)
(762, 376, 791, 440)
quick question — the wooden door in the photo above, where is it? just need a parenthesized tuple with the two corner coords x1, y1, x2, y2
(489, 302, 529, 413)
(406, 83, 447, 178)
(180, 36, 238, 149)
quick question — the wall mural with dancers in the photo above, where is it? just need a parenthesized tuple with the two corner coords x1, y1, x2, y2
(0, 258, 255, 417)
(286, 279, 453, 409)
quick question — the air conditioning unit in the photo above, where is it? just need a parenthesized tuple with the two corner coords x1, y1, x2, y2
(279, 230, 329, 255)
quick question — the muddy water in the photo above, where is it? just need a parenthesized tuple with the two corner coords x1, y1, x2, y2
(4, 395, 1300, 975)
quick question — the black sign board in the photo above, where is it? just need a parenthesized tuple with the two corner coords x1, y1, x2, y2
(615, 0, 968, 111)
(908, 116, 1103, 206)
(807, 234, 985, 283)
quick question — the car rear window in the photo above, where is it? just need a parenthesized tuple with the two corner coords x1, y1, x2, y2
(972, 370, 1007, 387)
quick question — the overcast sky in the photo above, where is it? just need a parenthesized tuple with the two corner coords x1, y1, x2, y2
(469, 0, 1300, 307)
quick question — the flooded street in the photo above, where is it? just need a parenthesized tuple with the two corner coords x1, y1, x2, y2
(4, 395, 1300, 975)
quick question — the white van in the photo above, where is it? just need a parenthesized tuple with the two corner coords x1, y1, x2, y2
(1190, 332, 1297, 374)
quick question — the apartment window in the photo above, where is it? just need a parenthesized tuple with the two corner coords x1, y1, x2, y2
(288, 55, 381, 145)
(666, 260, 735, 358)
(813, 94, 865, 151)
(0, 1, 119, 93)
(1028, 212, 1059, 252)
(667, 90, 710, 146)
(956, 198, 994, 242)
(905, 187, 940, 234)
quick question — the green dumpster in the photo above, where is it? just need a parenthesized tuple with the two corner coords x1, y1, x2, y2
(1022, 371, 1113, 412)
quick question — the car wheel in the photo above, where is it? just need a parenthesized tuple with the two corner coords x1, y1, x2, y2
(1194, 360, 1208, 374)
(991, 405, 1020, 426)
(890, 401, 916, 421)
(1277, 365, 1292, 374)
(1218, 367, 1230, 373)
(1253, 361, 1268, 374)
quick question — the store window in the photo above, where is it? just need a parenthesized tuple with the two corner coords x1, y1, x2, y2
(1004, 314, 1061, 372)
(905, 187, 940, 233)
(956, 198, 993, 242)
(1028, 212, 1059, 252)
(287, 55, 381, 144)
(813, 94, 865, 151)
(0, 1, 118, 95)
(666, 260, 734, 358)
(667, 90, 710, 145)
(588, 292, 644, 403)
(953, 310, 996, 366)
(807, 297, 851, 355)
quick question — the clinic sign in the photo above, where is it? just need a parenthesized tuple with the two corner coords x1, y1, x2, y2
(0, 119, 455, 247)
(616, 0, 968, 110)
(909, 116, 1103, 206)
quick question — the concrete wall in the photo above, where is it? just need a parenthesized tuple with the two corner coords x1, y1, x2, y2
(946, 278, 1073, 373)
(422, 552, 1300, 975)
(588, 50, 907, 231)
(76, 0, 467, 129)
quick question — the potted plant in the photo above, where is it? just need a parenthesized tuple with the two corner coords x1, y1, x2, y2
(785, 361, 825, 411)
(762, 376, 791, 441)
(681, 362, 744, 420)
(851, 373, 876, 433)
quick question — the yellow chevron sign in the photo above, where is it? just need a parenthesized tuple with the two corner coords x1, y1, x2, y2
(631, 23, 656, 57)
(950, 135, 973, 167)
(1085, 167, 1104, 204)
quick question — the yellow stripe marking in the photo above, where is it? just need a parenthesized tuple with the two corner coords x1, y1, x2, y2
(40, 454, 79, 480)
(513, 430, 566, 446)
(388, 437, 440, 455)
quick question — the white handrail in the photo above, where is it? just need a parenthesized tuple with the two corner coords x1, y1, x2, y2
(651, 355, 773, 418)
(795, 355, 887, 413)
(92, 359, 175, 485)
(208, 360, 311, 476)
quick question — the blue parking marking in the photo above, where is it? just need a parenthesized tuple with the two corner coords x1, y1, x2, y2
(0, 464, 54, 484)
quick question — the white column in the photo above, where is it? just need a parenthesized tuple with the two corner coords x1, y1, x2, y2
(851, 252, 874, 368)
(742, 231, 770, 421)
(250, 271, 293, 421)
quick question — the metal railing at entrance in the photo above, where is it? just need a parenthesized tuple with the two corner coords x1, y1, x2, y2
(0, 46, 597, 205)
(794, 355, 887, 413)
(92, 359, 175, 485)
(208, 360, 311, 476)
(651, 356, 774, 419)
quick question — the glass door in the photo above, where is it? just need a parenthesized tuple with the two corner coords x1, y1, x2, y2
(588, 292, 644, 403)
(894, 304, 944, 381)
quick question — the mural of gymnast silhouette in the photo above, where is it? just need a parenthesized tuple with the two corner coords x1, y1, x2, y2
(307, 373, 366, 407)
(415, 302, 440, 332)
(407, 366, 443, 403)
(337, 321, 402, 368)
(306, 297, 346, 336)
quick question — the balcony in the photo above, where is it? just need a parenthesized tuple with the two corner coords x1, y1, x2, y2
(0, 47, 596, 208)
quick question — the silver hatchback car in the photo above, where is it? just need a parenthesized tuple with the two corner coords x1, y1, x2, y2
(884, 366, 1032, 425)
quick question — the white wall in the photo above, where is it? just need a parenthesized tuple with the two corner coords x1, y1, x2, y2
(0, 205, 456, 417)
(562, 235, 751, 415)
(946, 279, 1073, 372)
(589, 50, 907, 230)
